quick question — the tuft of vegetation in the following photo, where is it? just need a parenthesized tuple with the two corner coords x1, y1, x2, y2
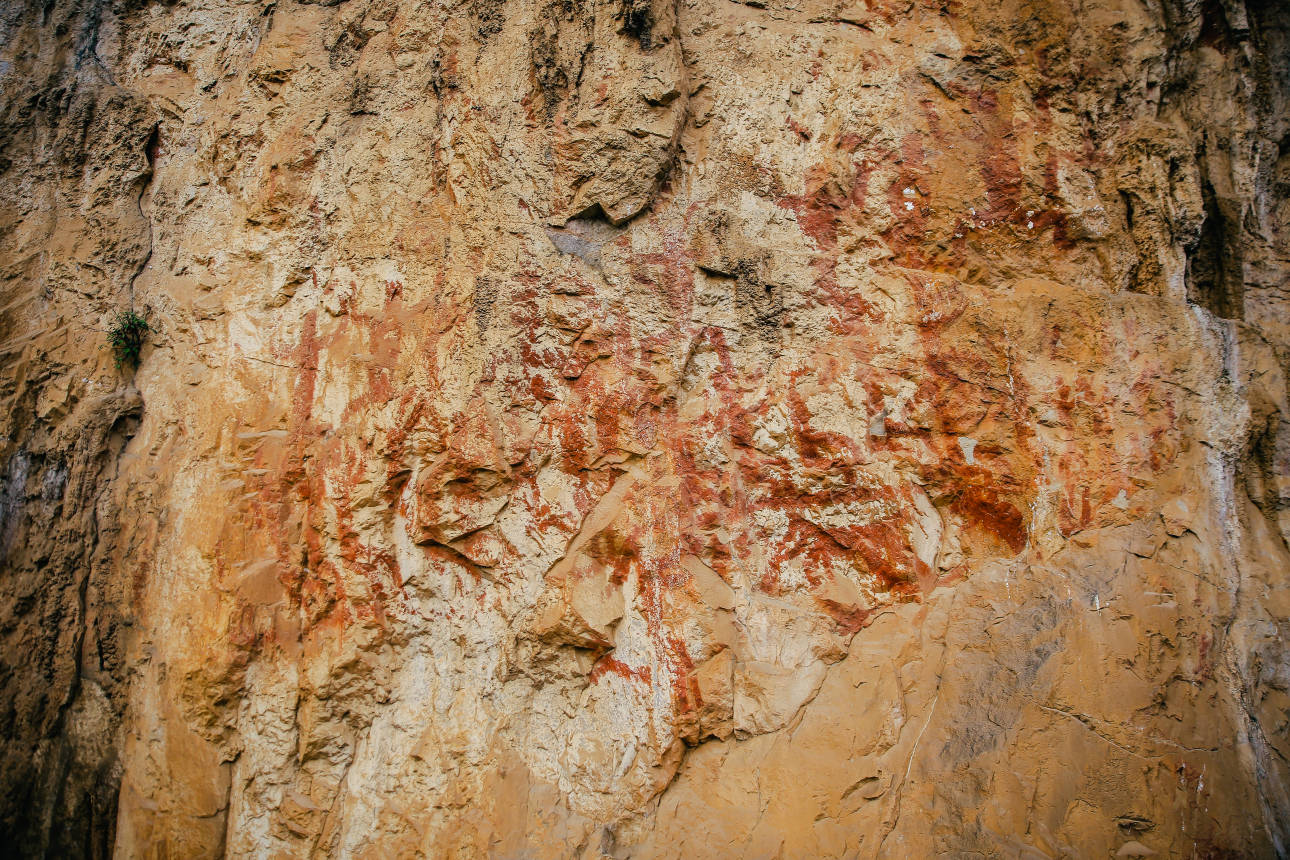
(106, 310, 150, 370)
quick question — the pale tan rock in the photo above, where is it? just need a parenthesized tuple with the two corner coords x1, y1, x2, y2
(1, 0, 1288, 856)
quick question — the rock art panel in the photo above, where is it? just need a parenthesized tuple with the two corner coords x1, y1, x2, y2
(0, 0, 1287, 857)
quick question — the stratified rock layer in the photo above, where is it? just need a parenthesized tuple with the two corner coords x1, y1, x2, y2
(1, 0, 1288, 857)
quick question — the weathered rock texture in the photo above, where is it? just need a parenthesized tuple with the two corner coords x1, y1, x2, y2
(2, 0, 1289, 856)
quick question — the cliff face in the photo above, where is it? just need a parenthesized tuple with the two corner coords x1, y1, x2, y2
(1, 0, 1288, 856)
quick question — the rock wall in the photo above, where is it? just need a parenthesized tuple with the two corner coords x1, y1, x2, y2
(1, 0, 1288, 856)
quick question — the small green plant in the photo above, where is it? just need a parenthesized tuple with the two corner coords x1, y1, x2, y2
(106, 310, 150, 369)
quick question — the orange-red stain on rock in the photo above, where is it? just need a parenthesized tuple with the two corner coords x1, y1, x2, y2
(590, 655, 652, 686)
(777, 161, 879, 319)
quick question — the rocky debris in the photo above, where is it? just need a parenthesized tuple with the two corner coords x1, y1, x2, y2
(0, 0, 1287, 857)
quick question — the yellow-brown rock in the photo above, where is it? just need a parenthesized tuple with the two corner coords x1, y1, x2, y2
(1, 0, 1287, 857)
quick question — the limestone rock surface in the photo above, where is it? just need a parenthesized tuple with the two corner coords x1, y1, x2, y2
(1, 0, 1289, 857)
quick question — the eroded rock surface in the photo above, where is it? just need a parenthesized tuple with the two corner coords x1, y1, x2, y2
(1, 0, 1288, 856)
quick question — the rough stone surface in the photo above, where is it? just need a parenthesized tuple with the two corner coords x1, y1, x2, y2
(1, 0, 1288, 856)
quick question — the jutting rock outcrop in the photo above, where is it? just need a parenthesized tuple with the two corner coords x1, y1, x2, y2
(1, 0, 1288, 856)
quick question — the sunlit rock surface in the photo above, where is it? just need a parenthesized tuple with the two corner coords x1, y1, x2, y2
(1, 0, 1288, 856)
